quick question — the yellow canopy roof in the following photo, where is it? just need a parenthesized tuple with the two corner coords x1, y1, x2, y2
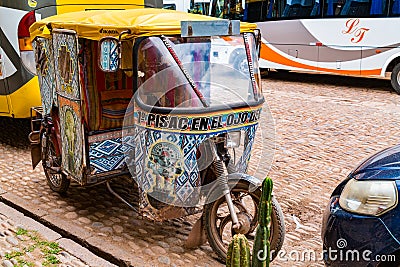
(30, 8, 257, 41)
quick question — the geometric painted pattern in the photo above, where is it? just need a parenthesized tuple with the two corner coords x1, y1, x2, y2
(89, 135, 135, 173)
(53, 32, 84, 184)
(33, 37, 56, 115)
(134, 124, 257, 214)
(237, 124, 258, 173)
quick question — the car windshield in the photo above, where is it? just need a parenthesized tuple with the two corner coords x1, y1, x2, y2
(136, 34, 262, 110)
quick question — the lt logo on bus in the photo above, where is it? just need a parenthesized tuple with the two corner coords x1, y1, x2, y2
(342, 18, 369, 43)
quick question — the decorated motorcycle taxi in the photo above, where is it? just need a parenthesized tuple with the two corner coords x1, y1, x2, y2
(28, 8, 285, 261)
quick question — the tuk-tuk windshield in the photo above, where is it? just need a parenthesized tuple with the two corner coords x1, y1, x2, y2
(137, 33, 261, 110)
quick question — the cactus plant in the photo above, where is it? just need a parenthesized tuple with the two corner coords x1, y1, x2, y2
(226, 234, 251, 267)
(251, 177, 273, 267)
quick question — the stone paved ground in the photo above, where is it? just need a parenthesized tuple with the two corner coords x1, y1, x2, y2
(0, 71, 399, 266)
(0, 202, 115, 267)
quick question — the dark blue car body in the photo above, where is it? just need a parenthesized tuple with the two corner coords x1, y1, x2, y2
(322, 144, 400, 266)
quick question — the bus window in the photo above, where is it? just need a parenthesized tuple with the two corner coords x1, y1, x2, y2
(245, 0, 268, 21)
(163, 3, 177, 9)
(310, 0, 321, 15)
(370, 0, 386, 14)
(210, 0, 225, 17)
(340, 0, 371, 16)
(324, 0, 342, 15)
(215, 0, 244, 20)
(391, 0, 400, 14)
(189, 2, 211, 15)
(282, 0, 314, 17)
(324, 0, 372, 16)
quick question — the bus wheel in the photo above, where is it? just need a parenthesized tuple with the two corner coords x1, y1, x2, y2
(390, 64, 400, 94)
(234, 53, 249, 75)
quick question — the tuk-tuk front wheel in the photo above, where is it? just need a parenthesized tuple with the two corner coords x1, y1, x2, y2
(203, 180, 285, 262)
(42, 133, 70, 193)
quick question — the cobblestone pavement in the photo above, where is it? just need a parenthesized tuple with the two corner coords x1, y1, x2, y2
(0, 71, 399, 266)
(0, 202, 114, 267)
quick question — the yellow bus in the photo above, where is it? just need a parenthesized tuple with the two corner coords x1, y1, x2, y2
(0, 0, 162, 118)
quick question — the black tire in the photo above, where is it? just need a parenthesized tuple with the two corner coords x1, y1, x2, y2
(42, 133, 70, 193)
(203, 180, 285, 262)
(233, 53, 249, 75)
(390, 64, 400, 94)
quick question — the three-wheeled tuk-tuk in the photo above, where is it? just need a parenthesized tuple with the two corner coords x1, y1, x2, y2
(28, 8, 285, 261)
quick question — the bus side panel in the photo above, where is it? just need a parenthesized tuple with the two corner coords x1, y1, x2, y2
(318, 45, 362, 75)
(257, 20, 318, 71)
(302, 18, 400, 76)
(257, 18, 399, 76)
(8, 77, 42, 118)
(304, 18, 362, 75)
(0, 96, 10, 115)
(358, 19, 400, 77)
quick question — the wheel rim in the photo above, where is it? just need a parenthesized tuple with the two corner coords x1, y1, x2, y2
(397, 71, 400, 86)
(238, 59, 249, 74)
(209, 186, 265, 255)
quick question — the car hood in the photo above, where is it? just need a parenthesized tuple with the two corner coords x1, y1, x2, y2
(351, 144, 400, 180)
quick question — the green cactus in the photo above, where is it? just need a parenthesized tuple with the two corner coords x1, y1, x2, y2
(251, 177, 273, 267)
(226, 234, 251, 267)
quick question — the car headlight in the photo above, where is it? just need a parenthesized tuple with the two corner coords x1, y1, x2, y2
(339, 179, 398, 216)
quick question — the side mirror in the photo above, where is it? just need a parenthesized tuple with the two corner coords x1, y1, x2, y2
(99, 37, 119, 72)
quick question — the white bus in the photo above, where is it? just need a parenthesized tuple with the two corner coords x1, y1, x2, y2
(210, 0, 400, 93)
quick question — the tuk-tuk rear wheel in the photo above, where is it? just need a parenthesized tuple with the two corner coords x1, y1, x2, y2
(42, 133, 70, 194)
(203, 180, 285, 263)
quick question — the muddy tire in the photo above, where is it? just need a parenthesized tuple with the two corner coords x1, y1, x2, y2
(203, 180, 285, 262)
(42, 133, 70, 193)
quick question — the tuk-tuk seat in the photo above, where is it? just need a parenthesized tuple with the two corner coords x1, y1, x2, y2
(80, 39, 133, 132)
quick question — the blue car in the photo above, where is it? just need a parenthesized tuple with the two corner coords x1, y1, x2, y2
(322, 144, 400, 267)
